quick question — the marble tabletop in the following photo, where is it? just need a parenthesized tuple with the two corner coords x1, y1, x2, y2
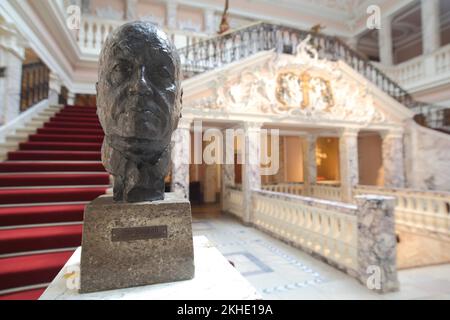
(39, 236, 261, 300)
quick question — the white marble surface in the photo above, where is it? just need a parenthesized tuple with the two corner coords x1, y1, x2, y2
(39, 236, 261, 300)
(405, 121, 450, 192)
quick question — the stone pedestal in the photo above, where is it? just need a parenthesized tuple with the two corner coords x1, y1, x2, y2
(79, 193, 194, 293)
(40, 236, 260, 300)
(355, 195, 399, 293)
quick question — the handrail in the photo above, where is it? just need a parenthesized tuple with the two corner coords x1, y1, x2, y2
(178, 21, 447, 132)
(20, 62, 49, 113)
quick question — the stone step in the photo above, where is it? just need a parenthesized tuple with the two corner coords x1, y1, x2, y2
(5, 133, 29, 144)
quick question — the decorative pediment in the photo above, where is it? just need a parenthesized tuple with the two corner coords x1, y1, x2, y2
(185, 36, 387, 124)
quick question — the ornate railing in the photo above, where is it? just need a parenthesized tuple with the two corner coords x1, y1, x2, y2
(178, 22, 446, 132)
(224, 187, 244, 219)
(354, 185, 450, 240)
(20, 62, 49, 112)
(222, 186, 399, 292)
(310, 184, 342, 202)
(76, 16, 209, 55)
(261, 182, 450, 239)
(252, 190, 358, 271)
(261, 183, 305, 196)
(375, 44, 450, 90)
(413, 106, 450, 134)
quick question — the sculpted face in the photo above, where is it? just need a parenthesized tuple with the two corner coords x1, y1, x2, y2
(97, 22, 182, 153)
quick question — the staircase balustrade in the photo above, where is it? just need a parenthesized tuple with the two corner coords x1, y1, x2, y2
(20, 62, 49, 113)
(178, 22, 447, 132)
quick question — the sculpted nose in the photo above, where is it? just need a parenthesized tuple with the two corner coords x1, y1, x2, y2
(129, 66, 153, 96)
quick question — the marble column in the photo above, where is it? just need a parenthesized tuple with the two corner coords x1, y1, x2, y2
(48, 72, 62, 106)
(125, 0, 138, 21)
(67, 92, 76, 106)
(355, 195, 399, 293)
(339, 129, 359, 202)
(379, 15, 393, 65)
(242, 122, 262, 224)
(171, 117, 192, 199)
(421, 0, 440, 55)
(302, 134, 317, 195)
(274, 136, 285, 183)
(166, 0, 178, 29)
(0, 23, 25, 125)
(382, 130, 405, 188)
(221, 128, 235, 211)
(203, 8, 215, 34)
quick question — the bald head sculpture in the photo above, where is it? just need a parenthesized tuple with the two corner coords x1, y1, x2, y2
(97, 21, 182, 202)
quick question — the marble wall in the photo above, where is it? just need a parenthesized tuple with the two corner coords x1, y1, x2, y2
(405, 120, 450, 192)
(48, 72, 62, 106)
(0, 26, 24, 124)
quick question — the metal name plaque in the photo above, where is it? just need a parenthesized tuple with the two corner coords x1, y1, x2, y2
(111, 225, 168, 242)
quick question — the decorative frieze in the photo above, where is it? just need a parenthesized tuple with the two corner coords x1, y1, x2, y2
(185, 37, 385, 124)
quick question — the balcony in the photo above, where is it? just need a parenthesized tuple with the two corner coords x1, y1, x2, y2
(75, 15, 210, 57)
(375, 44, 450, 96)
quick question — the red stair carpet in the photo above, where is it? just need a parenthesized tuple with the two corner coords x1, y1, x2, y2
(0, 105, 109, 300)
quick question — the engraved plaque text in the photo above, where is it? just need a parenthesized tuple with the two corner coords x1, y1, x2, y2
(111, 225, 168, 242)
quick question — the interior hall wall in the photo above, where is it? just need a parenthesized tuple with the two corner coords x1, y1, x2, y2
(358, 134, 384, 186)
(177, 5, 204, 30)
(91, 0, 125, 17)
(285, 136, 303, 182)
(137, 2, 166, 23)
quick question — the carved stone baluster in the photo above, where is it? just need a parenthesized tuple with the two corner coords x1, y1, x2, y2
(86, 20, 94, 51)
(78, 20, 86, 49)
(94, 22, 102, 52)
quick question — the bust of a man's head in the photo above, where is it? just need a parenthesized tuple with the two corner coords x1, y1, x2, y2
(97, 21, 182, 202)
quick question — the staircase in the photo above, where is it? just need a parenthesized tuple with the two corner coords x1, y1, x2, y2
(178, 22, 449, 133)
(0, 105, 108, 300)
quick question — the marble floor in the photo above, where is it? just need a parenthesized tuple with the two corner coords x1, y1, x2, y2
(192, 204, 450, 300)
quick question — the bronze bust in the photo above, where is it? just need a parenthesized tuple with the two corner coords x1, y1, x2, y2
(97, 21, 182, 202)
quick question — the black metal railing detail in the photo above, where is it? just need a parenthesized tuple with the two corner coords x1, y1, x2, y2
(178, 22, 448, 133)
(20, 62, 49, 112)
